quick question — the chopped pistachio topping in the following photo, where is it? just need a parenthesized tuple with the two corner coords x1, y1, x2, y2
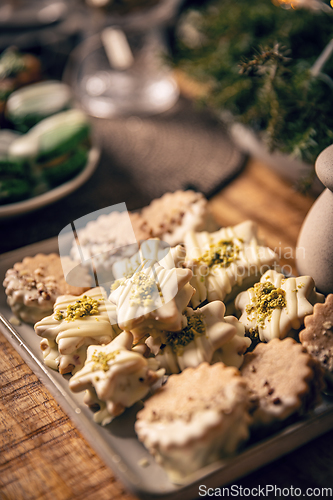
(55, 295, 100, 322)
(165, 310, 206, 355)
(199, 239, 241, 268)
(129, 271, 162, 307)
(54, 310, 64, 321)
(91, 349, 120, 372)
(246, 281, 286, 335)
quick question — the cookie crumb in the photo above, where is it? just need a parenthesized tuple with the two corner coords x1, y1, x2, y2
(138, 457, 150, 468)
(9, 316, 21, 326)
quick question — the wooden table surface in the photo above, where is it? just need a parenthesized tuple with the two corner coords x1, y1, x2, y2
(1, 157, 333, 500)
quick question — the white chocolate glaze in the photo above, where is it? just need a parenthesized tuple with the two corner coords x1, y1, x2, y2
(35, 287, 121, 374)
(184, 220, 279, 308)
(69, 330, 165, 425)
(154, 302, 250, 374)
(112, 239, 185, 280)
(109, 259, 193, 336)
(235, 270, 325, 342)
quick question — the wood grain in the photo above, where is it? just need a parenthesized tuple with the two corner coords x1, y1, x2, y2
(0, 333, 137, 500)
(1, 158, 333, 500)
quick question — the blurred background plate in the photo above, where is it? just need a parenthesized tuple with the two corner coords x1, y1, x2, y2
(0, 147, 100, 219)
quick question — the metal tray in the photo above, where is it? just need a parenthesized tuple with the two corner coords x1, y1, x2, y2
(1, 237, 333, 500)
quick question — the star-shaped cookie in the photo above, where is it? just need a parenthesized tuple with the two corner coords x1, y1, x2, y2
(112, 238, 186, 280)
(184, 220, 279, 308)
(235, 270, 325, 342)
(69, 330, 165, 425)
(109, 259, 193, 339)
(35, 287, 121, 374)
(149, 301, 250, 374)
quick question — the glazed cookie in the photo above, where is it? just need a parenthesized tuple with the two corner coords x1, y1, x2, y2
(300, 294, 333, 384)
(184, 220, 279, 308)
(112, 238, 186, 280)
(69, 330, 165, 425)
(135, 362, 251, 483)
(149, 301, 251, 374)
(141, 190, 218, 246)
(240, 337, 324, 428)
(109, 259, 194, 340)
(235, 270, 324, 343)
(3, 253, 92, 323)
(70, 210, 152, 281)
(34, 287, 120, 374)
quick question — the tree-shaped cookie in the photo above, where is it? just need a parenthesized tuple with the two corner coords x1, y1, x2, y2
(35, 287, 121, 374)
(69, 330, 165, 425)
(235, 270, 324, 342)
(109, 259, 193, 339)
(149, 301, 250, 374)
(184, 220, 279, 308)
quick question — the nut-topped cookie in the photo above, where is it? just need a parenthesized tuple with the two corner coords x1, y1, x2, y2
(70, 210, 152, 280)
(141, 190, 218, 246)
(109, 259, 193, 340)
(240, 337, 324, 428)
(149, 301, 251, 374)
(69, 330, 165, 425)
(35, 287, 120, 374)
(3, 253, 92, 324)
(184, 220, 279, 308)
(300, 294, 333, 384)
(135, 362, 251, 483)
(235, 270, 324, 343)
(112, 238, 186, 280)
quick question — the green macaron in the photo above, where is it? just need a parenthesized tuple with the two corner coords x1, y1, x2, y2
(0, 130, 32, 204)
(6, 80, 73, 133)
(9, 109, 91, 187)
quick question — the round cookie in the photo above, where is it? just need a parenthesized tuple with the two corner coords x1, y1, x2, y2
(141, 190, 218, 246)
(135, 362, 251, 483)
(300, 294, 333, 385)
(70, 210, 153, 281)
(3, 253, 92, 324)
(240, 337, 325, 429)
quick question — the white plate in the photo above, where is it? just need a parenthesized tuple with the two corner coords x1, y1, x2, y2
(1, 237, 333, 499)
(0, 147, 100, 219)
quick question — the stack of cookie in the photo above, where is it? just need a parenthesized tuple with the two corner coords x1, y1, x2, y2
(2, 189, 330, 484)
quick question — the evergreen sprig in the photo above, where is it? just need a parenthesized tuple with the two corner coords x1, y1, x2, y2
(173, 0, 333, 171)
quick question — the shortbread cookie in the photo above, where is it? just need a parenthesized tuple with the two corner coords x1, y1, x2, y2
(69, 330, 164, 425)
(109, 259, 193, 339)
(184, 220, 279, 308)
(135, 362, 251, 483)
(3, 253, 91, 324)
(300, 294, 333, 384)
(35, 287, 120, 374)
(240, 338, 324, 428)
(141, 190, 218, 246)
(150, 301, 251, 374)
(235, 270, 324, 343)
(70, 210, 152, 280)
